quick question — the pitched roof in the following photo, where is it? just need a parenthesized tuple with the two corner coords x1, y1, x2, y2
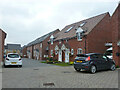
(27, 29, 60, 47)
(54, 12, 109, 41)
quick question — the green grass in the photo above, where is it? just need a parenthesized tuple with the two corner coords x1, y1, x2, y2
(40, 61, 73, 66)
(41, 61, 47, 63)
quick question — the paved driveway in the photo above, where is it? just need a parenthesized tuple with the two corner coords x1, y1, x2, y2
(2, 58, 118, 88)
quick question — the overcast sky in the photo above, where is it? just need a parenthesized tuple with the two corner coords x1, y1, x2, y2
(0, 0, 119, 46)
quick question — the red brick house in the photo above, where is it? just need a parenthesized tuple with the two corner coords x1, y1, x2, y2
(48, 13, 112, 63)
(26, 29, 60, 60)
(111, 4, 120, 66)
(0, 29, 6, 63)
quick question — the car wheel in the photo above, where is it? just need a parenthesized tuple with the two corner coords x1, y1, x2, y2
(19, 65, 22, 68)
(110, 64, 116, 71)
(3, 64, 6, 68)
(90, 65, 96, 74)
(74, 68, 81, 72)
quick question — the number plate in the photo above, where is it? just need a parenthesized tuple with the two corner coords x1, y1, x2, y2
(76, 61, 82, 63)
(11, 62, 17, 64)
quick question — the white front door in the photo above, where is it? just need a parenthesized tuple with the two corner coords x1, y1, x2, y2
(29, 53, 31, 59)
(58, 50, 62, 62)
(65, 51, 69, 63)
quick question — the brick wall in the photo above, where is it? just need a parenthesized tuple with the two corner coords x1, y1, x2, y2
(111, 4, 120, 66)
(0, 29, 6, 63)
(87, 13, 111, 54)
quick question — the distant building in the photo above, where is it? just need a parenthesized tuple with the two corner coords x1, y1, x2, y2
(48, 13, 112, 63)
(22, 45, 27, 58)
(0, 29, 6, 62)
(5, 44, 21, 55)
(25, 29, 60, 60)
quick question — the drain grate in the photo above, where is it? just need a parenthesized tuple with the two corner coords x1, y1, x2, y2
(33, 68, 39, 70)
(62, 71, 71, 73)
(43, 82, 55, 86)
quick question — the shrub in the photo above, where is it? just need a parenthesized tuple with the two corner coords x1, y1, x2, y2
(69, 61, 74, 65)
(116, 65, 119, 68)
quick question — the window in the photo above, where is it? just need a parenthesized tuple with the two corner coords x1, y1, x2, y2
(55, 50, 58, 55)
(77, 48, 82, 54)
(40, 43, 42, 48)
(50, 35, 54, 45)
(80, 22, 86, 27)
(8, 54, 19, 58)
(77, 32, 82, 41)
(71, 49, 74, 55)
(65, 26, 73, 33)
(51, 50, 53, 55)
(59, 41, 61, 44)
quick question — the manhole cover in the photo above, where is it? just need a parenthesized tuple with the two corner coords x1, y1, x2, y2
(33, 68, 39, 70)
(62, 71, 71, 73)
(43, 82, 55, 86)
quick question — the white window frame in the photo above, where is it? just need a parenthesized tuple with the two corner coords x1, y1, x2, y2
(40, 43, 42, 48)
(51, 50, 53, 56)
(55, 50, 58, 55)
(77, 48, 83, 54)
(71, 49, 74, 55)
(51, 39, 53, 45)
(77, 32, 82, 41)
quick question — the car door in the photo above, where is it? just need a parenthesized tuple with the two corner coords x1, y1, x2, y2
(91, 54, 102, 70)
(101, 55, 110, 69)
(100, 55, 109, 70)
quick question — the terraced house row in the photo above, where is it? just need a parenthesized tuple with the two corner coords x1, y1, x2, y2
(23, 4, 120, 66)
(0, 29, 6, 64)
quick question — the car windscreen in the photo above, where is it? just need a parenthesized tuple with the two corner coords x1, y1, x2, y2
(8, 54, 19, 58)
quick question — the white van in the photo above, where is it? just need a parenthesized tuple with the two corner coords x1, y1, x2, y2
(105, 47, 113, 59)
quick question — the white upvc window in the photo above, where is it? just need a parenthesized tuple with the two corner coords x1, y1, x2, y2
(51, 40, 53, 45)
(77, 48, 83, 54)
(55, 50, 58, 55)
(51, 50, 53, 56)
(77, 33, 82, 41)
(40, 43, 42, 48)
(50, 35, 54, 45)
(71, 49, 74, 55)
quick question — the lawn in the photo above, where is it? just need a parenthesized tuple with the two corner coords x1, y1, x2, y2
(41, 61, 73, 66)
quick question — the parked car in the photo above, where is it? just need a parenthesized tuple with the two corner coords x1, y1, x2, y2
(4, 53, 22, 67)
(74, 53, 116, 74)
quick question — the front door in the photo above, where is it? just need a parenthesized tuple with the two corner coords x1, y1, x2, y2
(65, 51, 69, 63)
(58, 50, 62, 62)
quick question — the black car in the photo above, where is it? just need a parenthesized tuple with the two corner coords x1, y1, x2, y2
(74, 53, 116, 74)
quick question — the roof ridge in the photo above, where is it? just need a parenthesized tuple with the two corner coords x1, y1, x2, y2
(66, 12, 109, 27)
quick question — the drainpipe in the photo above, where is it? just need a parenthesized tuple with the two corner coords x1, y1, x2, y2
(84, 35, 87, 54)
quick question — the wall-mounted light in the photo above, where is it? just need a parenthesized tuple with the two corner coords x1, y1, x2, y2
(117, 41, 120, 46)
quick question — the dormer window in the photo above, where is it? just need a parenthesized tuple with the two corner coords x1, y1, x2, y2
(76, 27, 84, 41)
(50, 35, 54, 45)
(80, 22, 86, 27)
(65, 26, 73, 33)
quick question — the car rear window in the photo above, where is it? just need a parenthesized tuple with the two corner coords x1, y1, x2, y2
(76, 54, 88, 57)
(8, 54, 19, 58)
